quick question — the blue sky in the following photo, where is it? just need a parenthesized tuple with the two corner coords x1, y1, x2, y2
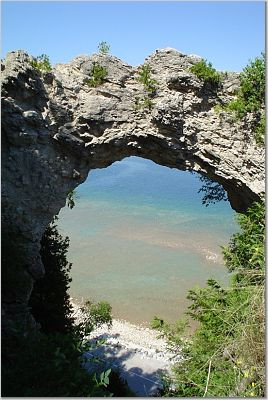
(1, 1, 265, 71)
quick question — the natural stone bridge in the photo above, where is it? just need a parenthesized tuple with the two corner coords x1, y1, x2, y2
(1, 49, 264, 332)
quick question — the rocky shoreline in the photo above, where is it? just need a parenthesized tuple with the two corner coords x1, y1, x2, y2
(71, 300, 182, 365)
(71, 300, 182, 395)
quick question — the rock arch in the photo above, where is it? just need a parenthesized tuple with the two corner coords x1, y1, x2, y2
(1, 49, 264, 332)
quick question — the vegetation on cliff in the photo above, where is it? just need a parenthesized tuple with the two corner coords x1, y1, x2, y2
(225, 54, 265, 118)
(135, 64, 158, 110)
(98, 41, 110, 55)
(86, 62, 108, 87)
(190, 59, 222, 86)
(29, 219, 74, 333)
(30, 53, 52, 72)
(216, 53, 265, 145)
(152, 201, 265, 397)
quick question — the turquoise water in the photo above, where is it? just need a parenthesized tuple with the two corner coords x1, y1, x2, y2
(58, 157, 237, 324)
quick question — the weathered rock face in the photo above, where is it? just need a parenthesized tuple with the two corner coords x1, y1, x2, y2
(1, 49, 265, 332)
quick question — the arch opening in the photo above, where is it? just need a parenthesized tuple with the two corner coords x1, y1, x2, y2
(57, 156, 237, 326)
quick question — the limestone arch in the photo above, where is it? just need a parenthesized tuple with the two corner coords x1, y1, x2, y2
(1, 49, 264, 332)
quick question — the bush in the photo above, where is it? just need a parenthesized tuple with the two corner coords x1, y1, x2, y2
(152, 202, 265, 397)
(86, 62, 108, 87)
(222, 201, 265, 284)
(66, 189, 76, 209)
(222, 54, 265, 144)
(1, 329, 114, 397)
(77, 299, 112, 336)
(30, 54, 52, 72)
(239, 53, 265, 113)
(98, 41, 110, 55)
(134, 96, 153, 110)
(190, 59, 222, 86)
(134, 65, 158, 111)
(29, 220, 74, 334)
(2, 229, 32, 304)
(136, 64, 158, 95)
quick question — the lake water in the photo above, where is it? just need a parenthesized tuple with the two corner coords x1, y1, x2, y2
(58, 157, 237, 325)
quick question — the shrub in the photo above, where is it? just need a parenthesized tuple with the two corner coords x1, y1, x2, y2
(239, 53, 265, 113)
(30, 54, 52, 72)
(1, 329, 113, 397)
(2, 229, 32, 304)
(29, 220, 74, 334)
(66, 189, 76, 209)
(190, 59, 222, 86)
(98, 41, 110, 55)
(143, 97, 153, 109)
(134, 64, 158, 111)
(222, 54, 265, 144)
(77, 299, 112, 336)
(86, 62, 108, 87)
(222, 201, 265, 283)
(152, 201, 265, 397)
(136, 64, 158, 95)
(134, 96, 153, 111)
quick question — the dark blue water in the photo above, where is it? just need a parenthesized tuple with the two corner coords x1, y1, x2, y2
(58, 157, 237, 324)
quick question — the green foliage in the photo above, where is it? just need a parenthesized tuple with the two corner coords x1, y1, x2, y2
(2, 329, 113, 397)
(134, 64, 158, 111)
(2, 319, 132, 397)
(151, 316, 188, 352)
(98, 41, 110, 55)
(29, 221, 74, 334)
(143, 97, 153, 109)
(98, 369, 112, 388)
(255, 113, 265, 145)
(222, 54, 265, 144)
(224, 97, 247, 119)
(190, 59, 222, 86)
(30, 191, 77, 333)
(222, 201, 265, 284)
(239, 53, 265, 113)
(214, 104, 225, 114)
(134, 96, 153, 110)
(198, 175, 228, 206)
(136, 64, 158, 94)
(77, 299, 112, 336)
(86, 62, 108, 87)
(30, 54, 52, 72)
(2, 229, 32, 302)
(66, 189, 76, 209)
(153, 201, 265, 397)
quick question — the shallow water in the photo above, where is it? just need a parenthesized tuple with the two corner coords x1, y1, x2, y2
(58, 157, 237, 325)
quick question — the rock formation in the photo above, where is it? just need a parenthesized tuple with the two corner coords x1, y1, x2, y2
(1, 49, 265, 333)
